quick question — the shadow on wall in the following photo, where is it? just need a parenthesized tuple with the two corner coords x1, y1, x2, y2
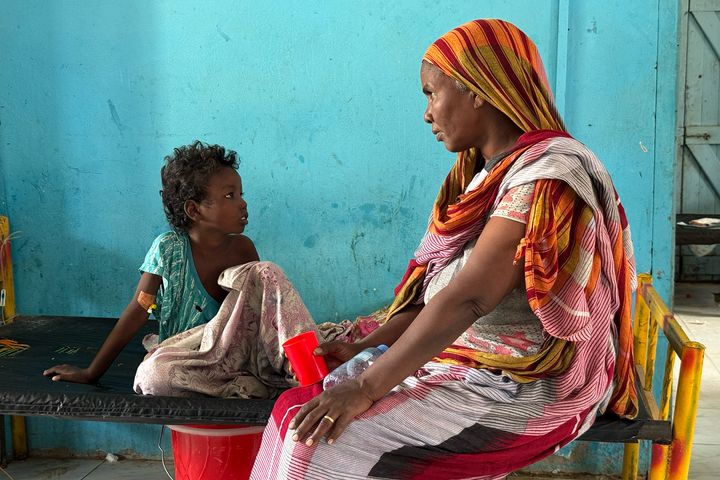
(8, 2, 162, 317)
(13, 234, 140, 317)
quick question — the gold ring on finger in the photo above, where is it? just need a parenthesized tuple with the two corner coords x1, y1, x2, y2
(322, 415, 335, 424)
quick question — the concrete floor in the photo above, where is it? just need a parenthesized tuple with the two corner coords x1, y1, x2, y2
(0, 282, 718, 479)
(0, 458, 173, 480)
(0, 458, 621, 480)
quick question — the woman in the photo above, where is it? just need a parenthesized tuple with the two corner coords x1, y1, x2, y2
(251, 19, 638, 480)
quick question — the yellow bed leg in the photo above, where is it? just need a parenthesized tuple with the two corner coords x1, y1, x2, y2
(622, 442, 639, 480)
(1, 216, 28, 460)
(668, 343, 704, 479)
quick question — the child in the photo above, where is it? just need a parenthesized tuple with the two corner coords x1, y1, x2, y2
(43, 141, 259, 384)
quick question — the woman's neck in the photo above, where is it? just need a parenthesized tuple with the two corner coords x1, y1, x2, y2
(475, 104, 524, 160)
(480, 127, 522, 161)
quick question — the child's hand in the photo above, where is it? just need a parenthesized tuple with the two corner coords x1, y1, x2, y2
(313, 341, 363, 371)
(43, 364, 97, 384)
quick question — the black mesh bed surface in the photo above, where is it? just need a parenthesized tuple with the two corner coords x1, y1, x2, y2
(0, 316, 274, 425)
(0, 316, 670, 443)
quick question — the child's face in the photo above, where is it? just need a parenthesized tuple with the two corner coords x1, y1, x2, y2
(194, 167, 248, 235)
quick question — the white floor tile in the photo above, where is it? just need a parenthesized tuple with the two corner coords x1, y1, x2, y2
(688, 443, 720, 479)
(698, 376, 720, 409)
(692, 409, 720, 445)
(0, 458, 103, 480)
(0, 458, 175, 480)
(86, 459, 175, 480)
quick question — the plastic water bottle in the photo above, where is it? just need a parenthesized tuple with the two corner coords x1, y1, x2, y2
(322, 344, 389, 390)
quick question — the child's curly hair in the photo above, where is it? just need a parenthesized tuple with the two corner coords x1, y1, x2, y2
(160, 141, 239, 232)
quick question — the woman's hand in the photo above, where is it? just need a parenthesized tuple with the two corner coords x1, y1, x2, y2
(314, 340, 363, 370)
(289, 378, 374, 446)
(287, 341, 362, 381)
(43, 364, 97, 384)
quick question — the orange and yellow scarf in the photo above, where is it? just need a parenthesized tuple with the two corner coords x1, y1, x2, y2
(388, 19, 637, 418)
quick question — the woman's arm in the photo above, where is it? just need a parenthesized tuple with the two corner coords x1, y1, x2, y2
(291, 215, 526, 444)
(355, 303, 423, 348)
(314, 303, 424, 371)
(360, 216, 525, 399)
(43, 272, 162, 383)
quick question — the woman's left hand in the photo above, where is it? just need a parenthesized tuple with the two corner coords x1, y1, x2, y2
(288, 378, 374, 446)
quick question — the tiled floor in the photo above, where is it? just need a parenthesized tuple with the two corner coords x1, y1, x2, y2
(0, 457, 175, 480)
(1, 282, 718, 479)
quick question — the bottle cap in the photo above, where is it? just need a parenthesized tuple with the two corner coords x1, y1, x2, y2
(377, 344, 388, 353)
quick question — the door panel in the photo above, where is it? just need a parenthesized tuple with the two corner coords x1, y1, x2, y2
(679, 1, 720, 280)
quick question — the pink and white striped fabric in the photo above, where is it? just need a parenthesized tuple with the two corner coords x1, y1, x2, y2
(250, 136, 633, 479)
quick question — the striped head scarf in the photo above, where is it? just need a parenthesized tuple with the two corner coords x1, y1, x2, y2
(423, 19, 565, 133)
(387, 19, 638, 418)
(390, 19, 569, 308)
(415, 19, 568, 233)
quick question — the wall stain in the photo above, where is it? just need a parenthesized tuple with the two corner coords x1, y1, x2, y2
(303, 234, 318, 248)
(350, 231, 366, 265)
(107, 99, 124, 134)
(216, 25, 231, 42)
(64, 163, 101, 175)
(359, 203, 376, 214)
(27, 171, 50, 203)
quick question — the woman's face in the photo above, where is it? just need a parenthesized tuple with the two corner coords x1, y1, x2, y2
(421, 62, 483, 152)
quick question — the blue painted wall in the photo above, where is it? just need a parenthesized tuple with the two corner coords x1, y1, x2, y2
(0, 0, 677, 474)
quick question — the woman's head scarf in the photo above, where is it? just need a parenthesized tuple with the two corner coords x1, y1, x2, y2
(423, 18, 565, 133)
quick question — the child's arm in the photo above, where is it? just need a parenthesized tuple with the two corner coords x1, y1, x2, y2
(43, 272, 162, 384)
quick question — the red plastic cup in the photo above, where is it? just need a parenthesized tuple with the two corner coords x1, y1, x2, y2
(282, 331, 328, 386)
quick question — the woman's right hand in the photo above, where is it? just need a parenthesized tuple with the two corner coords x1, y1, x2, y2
(43, 364, 97, 384)
(314, 340, 364, 370)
